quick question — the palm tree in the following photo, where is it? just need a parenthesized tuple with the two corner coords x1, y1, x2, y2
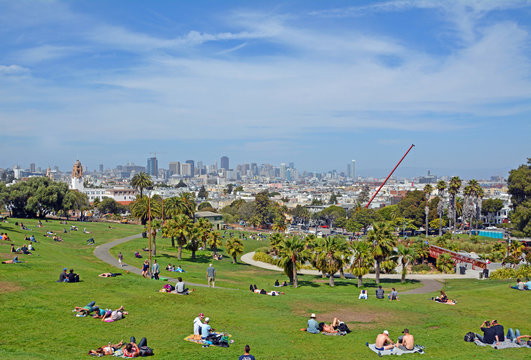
(278, 236, 308, 288)
(368, 223, 397, 284)
(207, 231, 223, 255)
(166, 214, 193, 260)
(462, 183, 476, 233)
(394, 244, 418, 283)
(186, 223, 203, 260)
(412, 239, 430, 263)
(448, 176, 462, 238)
(350, 240, 374, 287)
(436, 180, 446, 236)
(314, 237, 345, 286)
(196, 218, 213, 249)
(131, 172, 152, 198)
(130, 195, 161, 225)
(225, 237, 244, 264)
(164, 196, 185, 219)
(269, 233, 285, 256)
(179, 192, 197, 220)
(272, 217, 287, 232)
(436, 253, 454, 273)
(423, 184, 433, 238)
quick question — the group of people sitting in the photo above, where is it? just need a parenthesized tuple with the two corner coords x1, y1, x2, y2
(16, 222, 29, 230)
(193, 313, 225, 341)
(274, 279, 288, 287)
(213, 253, 223, 260)
(166, 264, 185, 272)
(88, 336, 152, 357)
(57, 268, 80, 283)
(11, 243, 34, 255)
(74, 301, 128, 323)
(374, 329, 415, 351)
(23, 234, 37, 243)
(1, 232, 11, 241)
(510, 278, 531, 291)
(475, 320, 530, 346)
(432, 290, 457, 304)
(249, 284, 284, 296)
(306, 313, 351, 334)
(160, 277, 194, 295)
(373, 286, 399, 300)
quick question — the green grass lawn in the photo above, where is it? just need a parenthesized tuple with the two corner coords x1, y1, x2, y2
(1, 220, 529, 359)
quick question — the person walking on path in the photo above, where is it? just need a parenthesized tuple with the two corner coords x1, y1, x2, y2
(118, 252, 123, 268)
(142, 260, 149, 278)
(207, 264, 216, 288)
(152, 260, 160, 280)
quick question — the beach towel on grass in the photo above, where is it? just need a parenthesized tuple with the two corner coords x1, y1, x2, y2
(473, 339, 531, 349)
(367, 343, 425, 356)
(184, 334, 232, 347)
(322, 331, 347, 336)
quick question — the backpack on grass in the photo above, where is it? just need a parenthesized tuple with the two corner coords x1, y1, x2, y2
(464, 332, 475, 342)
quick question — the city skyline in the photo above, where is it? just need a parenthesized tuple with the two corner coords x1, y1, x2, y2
(1, 1, 530, 177)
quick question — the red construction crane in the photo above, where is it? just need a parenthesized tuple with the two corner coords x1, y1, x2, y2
(365, 144, 415, 208)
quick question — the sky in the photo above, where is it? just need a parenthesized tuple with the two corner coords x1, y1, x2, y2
(1, 0, 530, 179)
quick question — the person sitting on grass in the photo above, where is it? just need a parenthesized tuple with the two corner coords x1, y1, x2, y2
(68, 269, 79, 283)
(166, 264, 174, 271)
(193, 313, 205, 337)
(395, 328, 414, 351)
(88, 339, 124, 356)
(2, 256, 25, 264)
(176, 277, 194, 295)
(135, 251, 142, 259)
(176, 265, 185, 272)
(491, 320, 504, 345)
(359, 289, 368, 300)
(30, 235, 36, 242)
(434, 290, 448, 303)
(307, 313, 320, 334)
(388, 288, 399, 301)
(10, 244, 16, 253)
(525, 277, 531, 290)
(274, 280, 280, 287)
(376, 285, 385, 299)
(27, 243, 34, 251)
(375, 330, 394, 351)
(239, 344, 255, 360)
(510, 279, 525, 291)
(201, 317, 216, 339)
(99, 272, 122, 277)
(476, 320, 496, 344)
(57, 268, 68, 282)
(86, 238, 95, 245)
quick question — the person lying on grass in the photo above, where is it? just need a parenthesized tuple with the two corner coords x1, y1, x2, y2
(516, 335, 531, 346)
(74, 301, 98, 316)
(395, 328, 414, 351)
(101, 305, 128, 322)
(99, 272, 122, 277)
(2, 256, 25, 264)
(375, 330, 394, 351)
(122, 336, 152, 357)
(88, 339, 124, 356)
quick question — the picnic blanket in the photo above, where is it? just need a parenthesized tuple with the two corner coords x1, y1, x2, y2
(184, 334, 233, 347)
(322, 331, 347, 336)
(435, 300, 456, 305)
(473, 339, 531, 349)
(367, 343, 425, 356)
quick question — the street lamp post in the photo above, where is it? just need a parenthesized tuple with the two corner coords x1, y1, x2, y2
(148, 192, 152, 277)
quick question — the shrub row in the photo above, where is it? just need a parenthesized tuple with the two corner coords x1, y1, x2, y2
(490, 265, 531, 279)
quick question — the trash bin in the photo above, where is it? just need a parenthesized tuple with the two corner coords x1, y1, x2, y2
(460, 266, 466, 275)
(142, 232, 147, 238)
(479, 272, 483, 279)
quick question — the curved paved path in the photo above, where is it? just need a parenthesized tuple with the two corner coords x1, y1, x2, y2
(241, 252, 471, 294)
(93, 233, 213, 289)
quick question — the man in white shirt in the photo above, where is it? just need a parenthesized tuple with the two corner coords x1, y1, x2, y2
(193, 313, 205, 336)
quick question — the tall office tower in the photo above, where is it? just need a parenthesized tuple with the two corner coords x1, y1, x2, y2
(99, 164, 104, 173)
(250, 163, 258, 176)
(30, 163, 36, 173)
(147, 157, 158, 176)
(220, 156, 229, 170)
(279, 163, 287, 180)
(346, 163, 351, 178)
(197, 161, 204, 175)
(351, 160, 356, 179)
(185, 160, 195, 177)
(289, 162, 295, 169)
(169, 161, 181, 175)
(180, 163, 192, 177)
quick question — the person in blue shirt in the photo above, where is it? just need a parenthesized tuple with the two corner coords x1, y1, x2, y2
(525, 277, 531, 290)
(239, 344, 255, 360)
(307, 313, 319, 334)
(201, 317, 216, 339)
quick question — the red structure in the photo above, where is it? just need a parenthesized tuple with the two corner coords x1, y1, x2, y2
(365, 144, 415, 208)
(429, 245, 487, 270)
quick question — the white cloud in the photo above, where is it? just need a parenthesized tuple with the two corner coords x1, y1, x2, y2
(0, 64, 29, 75)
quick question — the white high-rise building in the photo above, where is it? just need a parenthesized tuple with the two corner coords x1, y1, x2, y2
(350, 160, 356, 179)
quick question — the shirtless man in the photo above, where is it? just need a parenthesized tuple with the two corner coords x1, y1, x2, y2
(375, 330, 394, 351)
(396, 328, 414, 351)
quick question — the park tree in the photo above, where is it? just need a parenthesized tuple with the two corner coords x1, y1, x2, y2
(368, 223, 397, 284)
(314, 236, 347, 286)
(358, 185, 370, 205)
(131, 172, 152, 198)
(396, 190, 426, 227)
(423, 185, 433, 237)
(436, 180, 447, 236)
(291, 205, 311, 224)
(310, 198, 323, 206)
(481, 198, 504, 225)
(507, 159, 531, 237)
(196, 218, 212, 249)
(349, 208, 382, 232)
(162, 214, 192, 259)
(197, 185, 208, 199)
(395, 244, 418, 283)
(278, 236, 309, 288)
(207, 231, 223, 255)
(97, 197, 123, 215)
(225, 237, 244, 264)
(436, 253, 455, 273)
(224, 183, 234, 195)
(130, 195, 161, 224)
(329, 193, 341, 205)
(62, 190, 89, 219)
(316, 205, 346, 227)
(198, 202, 216, 212)
(448, 176, 462, 237)
(187, 223, 202, 260)
(179, 192, 197, 220)
(350, 240, 374, 287)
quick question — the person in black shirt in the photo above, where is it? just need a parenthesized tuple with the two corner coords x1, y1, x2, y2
(477, 321, 496, 344)
(68, 269, 79, 283)
(376, 285, 385, 299)
(490, 320, 504, 345)
(57, 268, 68, 282)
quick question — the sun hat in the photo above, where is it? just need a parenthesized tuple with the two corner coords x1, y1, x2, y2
(199, 313, 204, 318)
(383, 330, 389, 335)
(205, 317, 210, 323)
(310, 313, 316, 318)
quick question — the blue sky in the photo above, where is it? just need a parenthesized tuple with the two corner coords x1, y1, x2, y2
(1, 0, 530, 178)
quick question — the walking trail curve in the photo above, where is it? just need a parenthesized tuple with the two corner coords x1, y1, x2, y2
(93, 233, 227, 289)
(241, 252, 480, 295)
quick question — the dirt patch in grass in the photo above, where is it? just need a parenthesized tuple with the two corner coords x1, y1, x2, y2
(0, 281, 24, 294)
(0, 252, 15, 259)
